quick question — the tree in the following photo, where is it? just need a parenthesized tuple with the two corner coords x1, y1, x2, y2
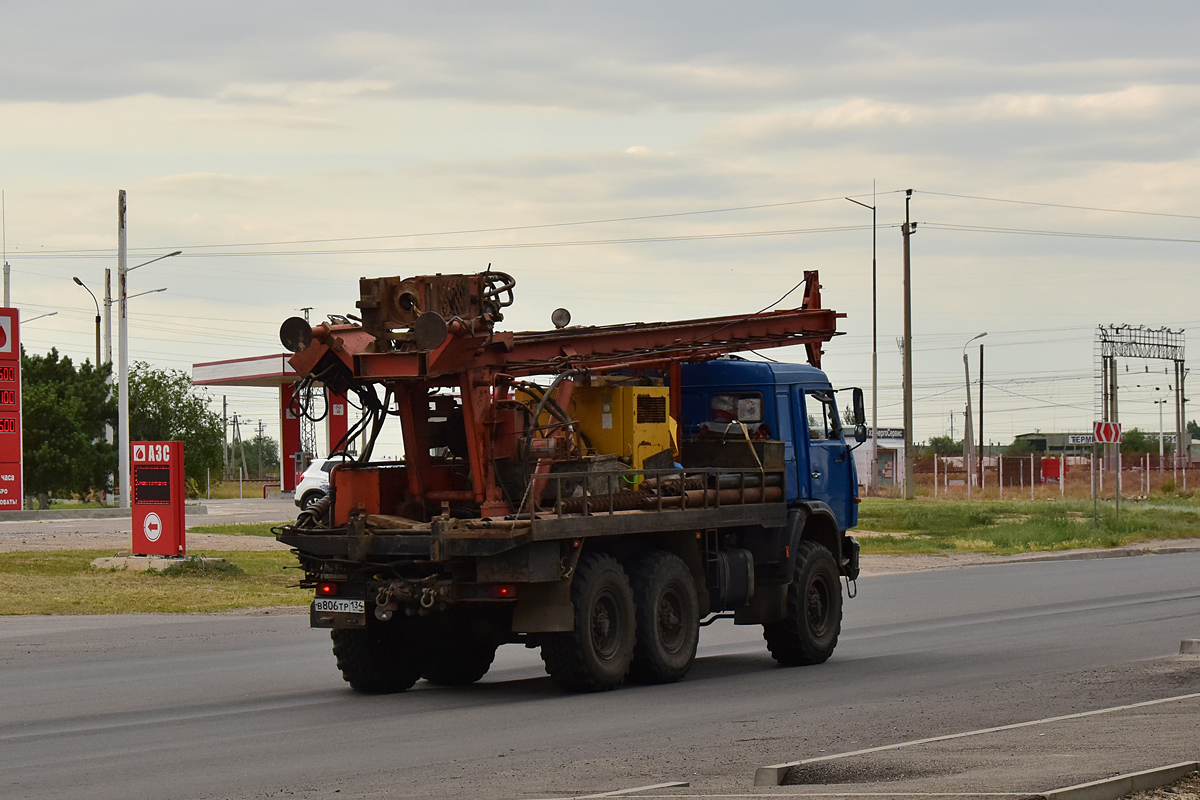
(1004, 438, 1037, 455)
(128, 362, 223, 495)
(926, 435, 962, 455)
(242, 433, 280, 478)
(1119, 427, 1171, 456)
(1188, 419, 1199, 440)
(21, 347, 117, 506)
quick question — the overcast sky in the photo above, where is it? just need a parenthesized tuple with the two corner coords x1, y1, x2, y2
(3, 2, 1199, 455)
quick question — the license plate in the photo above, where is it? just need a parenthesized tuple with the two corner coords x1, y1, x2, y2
(313, 598, 364, 614)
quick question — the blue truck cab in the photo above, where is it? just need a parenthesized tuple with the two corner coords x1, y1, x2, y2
(681, 357, 861, 535)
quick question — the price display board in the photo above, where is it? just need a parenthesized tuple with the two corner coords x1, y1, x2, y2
(0, 309, 21, 510)
(131, 441, 186, 555)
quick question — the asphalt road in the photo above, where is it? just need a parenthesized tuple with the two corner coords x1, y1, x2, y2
(2, 553, 1198, 799)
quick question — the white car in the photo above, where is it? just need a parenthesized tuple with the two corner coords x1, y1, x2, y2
(294, 457, 351, 509)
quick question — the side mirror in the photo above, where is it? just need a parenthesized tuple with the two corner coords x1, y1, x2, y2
(852, 387, 867, 443)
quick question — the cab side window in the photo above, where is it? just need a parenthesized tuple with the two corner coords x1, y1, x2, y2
(806, 390, 841, 441)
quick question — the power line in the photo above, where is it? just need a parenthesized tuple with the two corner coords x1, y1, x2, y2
(923, 222, 1200, 245)
(7, 223, 884, 260)
(6, 191, 903, 256)
(918, 190, 1200, 222)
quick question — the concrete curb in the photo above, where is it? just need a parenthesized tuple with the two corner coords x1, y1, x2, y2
(1032, 760, 1199, 800)
(1, 506, 208, 521)
(91, 555, 227, 572)
(1181, 639, 1200, 654)
(1003, 544, 1200, 564)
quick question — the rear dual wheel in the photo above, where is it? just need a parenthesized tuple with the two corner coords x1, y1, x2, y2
(541, 550, 700, 692)
(541, 553, 637, 692)
(422, 613, 501, 686)
(331, 616, 428, 694)
(628, 551, 699, 684)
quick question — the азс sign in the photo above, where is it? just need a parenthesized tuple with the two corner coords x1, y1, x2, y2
(131, 441, 186, 556)
(0, 309, 21, 510)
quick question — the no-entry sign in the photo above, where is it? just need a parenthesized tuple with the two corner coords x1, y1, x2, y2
(131, 441, 186, 556)
(1093, 421, 1122, 444)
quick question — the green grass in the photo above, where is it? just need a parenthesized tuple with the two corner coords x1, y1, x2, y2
(186, 521, 289, 537)
(0, 550, 309, 615)
(856, 498, 1200, 555)
(47, 500, 112, 509)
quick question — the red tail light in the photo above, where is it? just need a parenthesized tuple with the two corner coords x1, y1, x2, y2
(490, 584, 517, 599)
(316, 582, 339, 597)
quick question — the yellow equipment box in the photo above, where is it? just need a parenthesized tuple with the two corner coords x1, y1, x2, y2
(569, 385, 675, 470)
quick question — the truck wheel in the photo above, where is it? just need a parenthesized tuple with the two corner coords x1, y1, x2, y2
(422, 617, 499, 686)
(627, 551, 699, 684)
(763, 540, 842, 666)
(540, 552, 636, 692)
(330, 617, 428, 693)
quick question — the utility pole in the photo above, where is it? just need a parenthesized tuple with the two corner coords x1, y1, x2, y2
(979, 342, 985, 488)
(902, 190, 915, 499)
(962, 333, 986, 498)
(117, 190, 129, 508)
(257, 419, 265, 480)
(222, 396, 229, 478)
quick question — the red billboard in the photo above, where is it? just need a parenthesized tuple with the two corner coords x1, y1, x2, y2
(0, 309, 21, 510)
(131, 441, 186, 556)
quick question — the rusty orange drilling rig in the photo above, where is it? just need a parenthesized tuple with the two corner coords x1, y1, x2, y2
(278, 269, 864, 693)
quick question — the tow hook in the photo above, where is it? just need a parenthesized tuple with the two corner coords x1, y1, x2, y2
(374, 586, 399, 621)
(373, 578, 451, 618)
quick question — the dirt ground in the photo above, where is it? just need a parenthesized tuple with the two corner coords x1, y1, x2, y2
(854, 531, 1200, 577)
(0, 526, 290, 553)
(1127, 770, 1200, 799)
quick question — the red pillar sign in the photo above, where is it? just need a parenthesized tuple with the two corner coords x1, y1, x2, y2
(0, 308, 22, 510)
(280, 383, 302, 492)
(327, 388, 348, 454)
(131, 441, 186, 556)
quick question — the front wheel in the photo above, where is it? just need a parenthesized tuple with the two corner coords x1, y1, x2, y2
(540, 552, 636, 692)
(763, 540, 842, 666)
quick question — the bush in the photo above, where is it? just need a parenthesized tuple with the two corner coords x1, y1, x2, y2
(156, 556, 244, 578)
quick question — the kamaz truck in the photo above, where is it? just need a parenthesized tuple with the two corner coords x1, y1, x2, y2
(276, 269, 864, 692)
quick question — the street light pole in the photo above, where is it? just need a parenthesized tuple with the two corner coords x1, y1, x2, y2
(846, 185, 877, 495)
(72, 277, 101, 367)
(23, 311, 58, 324)
(901, 190, 916, 499)
(1156, 389, 1166, 472)
(116, 189, 181, 509)
(104, 268, 112, 365)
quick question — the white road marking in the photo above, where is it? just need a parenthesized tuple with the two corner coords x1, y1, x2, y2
(755, 690, 1200, 785)
(617, 794, 1030, 798)
(532, 781, 690, 800)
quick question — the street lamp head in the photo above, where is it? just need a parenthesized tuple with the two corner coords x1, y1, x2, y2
(73, 276, 83, 286)
(167, 250, 182, 257)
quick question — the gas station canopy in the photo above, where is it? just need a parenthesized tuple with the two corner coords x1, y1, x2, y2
(192, 353, 346, 493)
(192, 354, 298, 387)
